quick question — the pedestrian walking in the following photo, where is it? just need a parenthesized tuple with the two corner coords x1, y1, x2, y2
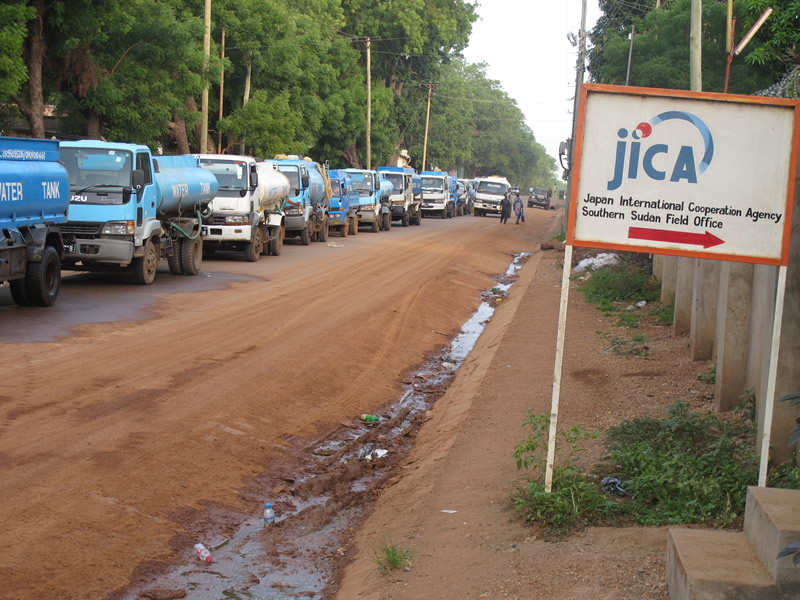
(500, 193, 511, 224)
(513, 192, 525, 224)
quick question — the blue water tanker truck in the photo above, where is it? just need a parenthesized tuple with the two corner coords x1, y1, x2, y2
(420, 170, 455, 219)
(376, 166, 422, 227)
(327, 169, 360, 237)
(273, 156, 331, 244)
(58, 141, 218, 284)
(343, 169, 394, 233)
(0, 137, 69, 306)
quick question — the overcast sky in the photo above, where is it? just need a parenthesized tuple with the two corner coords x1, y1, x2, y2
(462, 1, 602, 166)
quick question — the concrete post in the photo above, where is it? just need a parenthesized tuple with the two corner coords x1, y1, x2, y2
(653, 255, 664, 280)
(690, 260, 720, 360)
(747, 264, 778, 447)
(714, 262, 754, 411)
(771, 160, 800, 462)
(661, 256, 678, 305)
(673, 257, 695, 336)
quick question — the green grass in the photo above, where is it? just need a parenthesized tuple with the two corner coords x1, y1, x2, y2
(371, 538, 414, 573)
(650, 302, 674, 325)
(697, 364, 716, 385)
(616, 312, 641, 328)
(577, 259, 660, 305)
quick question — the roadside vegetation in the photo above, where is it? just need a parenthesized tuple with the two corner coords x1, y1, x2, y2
(370, 538, 414, 574)
(512, 257, 800, 539)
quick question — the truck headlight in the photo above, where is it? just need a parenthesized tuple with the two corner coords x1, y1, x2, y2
(285, 207, 302, 215)
(361, 204, 374, 211)
(225, 215, 250, 226)
(101, 221, 135, 235)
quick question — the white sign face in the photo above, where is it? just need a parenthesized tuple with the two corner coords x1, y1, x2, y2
(570, 86, 799, 265)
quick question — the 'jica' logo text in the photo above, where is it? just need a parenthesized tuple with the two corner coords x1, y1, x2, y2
(607, 111, 714, 191)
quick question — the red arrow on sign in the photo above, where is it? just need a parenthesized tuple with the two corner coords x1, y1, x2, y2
(628, 227, 725, 249)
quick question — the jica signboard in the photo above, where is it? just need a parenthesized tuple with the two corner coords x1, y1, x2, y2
(568, 84, 800, 265)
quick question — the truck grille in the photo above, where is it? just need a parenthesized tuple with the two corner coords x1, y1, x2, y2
(210, 215, 227, 225)
(59, 222, 102, 236)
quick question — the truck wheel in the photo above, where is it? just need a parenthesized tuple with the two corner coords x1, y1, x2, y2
(382, 211, 391, 231)
(414, 208, 421, 226)
(300, 221, 311, 245)
(401, 211, 409, 227)
(371, 218, 379, 233)
(268, 225, 284, 256)
(440, 208, 446, 220)
(167, 239, 184, 275)
(180, 237, 202, 275)
(318, 217, 329, 242)
(340, 218, 348, 238)
(133, 238, 159, 285)
(245, 227, 263, 262)
(9, 278, 32, 306)
(350, 214, 359, 235)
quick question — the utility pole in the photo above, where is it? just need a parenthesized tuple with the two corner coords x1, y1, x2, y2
(366, 37, 372, 170)
(625, 24, 635, 85)
(217, 28, 225, 154)
(200, 0, 211, 153)
(690, 0, 702, 92)
(420, 81, 438, 172)
(563, 0, 587, 225)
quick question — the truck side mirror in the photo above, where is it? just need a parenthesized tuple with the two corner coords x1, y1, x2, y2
(250, 170, 258, 189)
(132, 169, 145, 191)
(301, 172, 309, 188)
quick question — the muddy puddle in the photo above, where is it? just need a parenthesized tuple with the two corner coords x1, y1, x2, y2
(122, 252, 532, 600)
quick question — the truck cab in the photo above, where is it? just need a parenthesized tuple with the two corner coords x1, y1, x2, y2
(420, 171, 455, 219)
(343, 168, 392, 233)
(472, 176, 510, 217)
(274, 156, 330, 245)
(376, 166, 422, 227)
(328, 169, 360, 236)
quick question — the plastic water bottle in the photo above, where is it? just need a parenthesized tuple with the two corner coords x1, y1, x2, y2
(361, 414, 380, 423)
(194, 543, 212, 563)
(263, 503, 275, 526)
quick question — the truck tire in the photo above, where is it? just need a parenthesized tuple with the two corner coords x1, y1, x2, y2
(382, 211, 391, 231)
(349, 214, 358, 235)
(414, 208, 421, 226)
(340, 218, 348, 238)
(401, 211, 409, 227)
(133, 238, 159, 285)
(180, 236, 202, 275)
(440, 208, 446, 220)
(300, 220, 311, 245)
(371, 218, 379, 233)
(167, 239, 184, 275)
(25, 245, 61, 305)
(268, 225, 284, 256)
(244, 226, 263, 262)
(318, 216, 329, 242)
(9, 278, 32, 306)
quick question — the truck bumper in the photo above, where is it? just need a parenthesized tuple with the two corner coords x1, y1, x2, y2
(201, 224, 254, 243)
(358, 210, 378, 223)
(64, 238, 135, 265)
(390, 205, 407, 218)
(475, 202, 500, 214)
(328, 210, 347, 227)
(421, 203, 445, 213)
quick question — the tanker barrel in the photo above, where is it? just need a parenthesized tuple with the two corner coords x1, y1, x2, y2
(254, 161, 290, 211)
(0, 137, 68, 229)
(306, 166, 325, 205)
(378, 177, 393, 200)
(154, 155, 218, 217)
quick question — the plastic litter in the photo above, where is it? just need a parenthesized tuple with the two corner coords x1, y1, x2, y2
(573, 252, 620, 273)
(360, 414, 380, 423)
(440, 509, 458, 514)
(194, 543, 212, 563)
(636, 300, 647, 308)
(600, 476, 627, 496)
(263, 502, 275, 526)
(364, 448, 388, 461)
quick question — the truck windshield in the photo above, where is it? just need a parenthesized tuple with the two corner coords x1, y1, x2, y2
(349, 173, 374, 196)
(60, 147, 134, 201)
(330, 179, 342, 197)
(277, 166, 300, 193)
(421, 177, 444, 192)
(383, 173, 404, 191)
(477, 181, 507, 195)
(199, 159, 248, 191)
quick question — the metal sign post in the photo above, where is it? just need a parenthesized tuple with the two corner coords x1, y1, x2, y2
(545, 84, 800, 492)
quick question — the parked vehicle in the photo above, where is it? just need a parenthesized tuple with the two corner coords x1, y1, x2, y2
(328, 169, 360, 236)
(0, 137, 69, 306)
(58, 141, 218, 284)
(197, 155, 289, 261)
(420, 170, 455, 219)
(274, 156, 331, 245)
(528, 186, 550, 210)
(472, 175, 510, 217)
(344, 168, 393, 232)
(376, 166, 422, 227)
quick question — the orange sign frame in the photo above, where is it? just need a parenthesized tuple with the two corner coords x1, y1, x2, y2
(567, 84, 800, 266)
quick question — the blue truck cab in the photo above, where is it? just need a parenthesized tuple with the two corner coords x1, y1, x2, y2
(58, 141, 218, 284)
(376, 166, 422, 227)
(420, 170, 456, 219)
(343, 169, 393, 233)
(273, 156, 330, 245)
(328, 169, 360, 237)
(0, 137, 69, 306)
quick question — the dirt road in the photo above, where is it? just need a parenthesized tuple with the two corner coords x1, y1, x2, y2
(0, 211, 556, 599)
